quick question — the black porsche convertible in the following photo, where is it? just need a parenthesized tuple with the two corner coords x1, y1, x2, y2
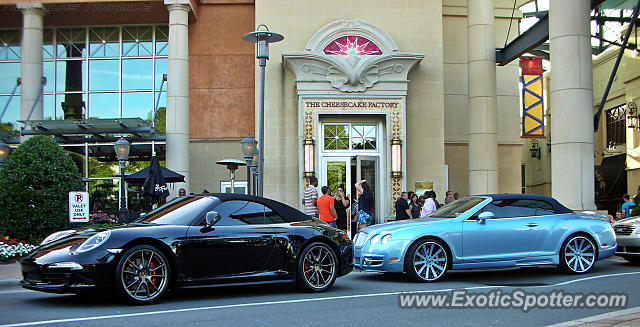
(20, 194, 354, 304)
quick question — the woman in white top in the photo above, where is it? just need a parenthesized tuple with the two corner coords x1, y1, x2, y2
(420, 191, 437, 218)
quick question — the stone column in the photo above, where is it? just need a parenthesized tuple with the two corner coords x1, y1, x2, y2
(467, 0, 498, 194)
(549, 0, 595, 210)
(18, 3, 45, 140)
(164, 1, 190, 195)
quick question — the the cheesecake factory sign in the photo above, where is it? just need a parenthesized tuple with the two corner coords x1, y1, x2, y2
(304, 99, 401, 110)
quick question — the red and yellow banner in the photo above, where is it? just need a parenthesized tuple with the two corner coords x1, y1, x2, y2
(520, 57, 544, 138)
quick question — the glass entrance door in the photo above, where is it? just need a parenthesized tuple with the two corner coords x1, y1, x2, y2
(320, 157, 352, 236)
(353, 156, 378, 225)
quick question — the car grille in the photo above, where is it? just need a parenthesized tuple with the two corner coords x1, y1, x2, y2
(614, 224, 635, 236)
(41, 271, 72, 285)
(617, 246, 640, 253)
(363, 256, 384, 266)
(354, 232, 368, 247)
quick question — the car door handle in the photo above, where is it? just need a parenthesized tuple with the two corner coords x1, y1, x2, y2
(526, 223, 538, 227)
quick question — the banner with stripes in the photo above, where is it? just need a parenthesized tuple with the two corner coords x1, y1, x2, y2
(520, 58, 544, 138)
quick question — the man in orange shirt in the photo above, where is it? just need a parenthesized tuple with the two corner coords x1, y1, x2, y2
(317, 186, 337, 228)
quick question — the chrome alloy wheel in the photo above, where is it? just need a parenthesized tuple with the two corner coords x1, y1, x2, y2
(302, 245, 336, 290)
(563, 236, 596, 273)
(120, 248, 168, 301)
(412, 241, 447, 281)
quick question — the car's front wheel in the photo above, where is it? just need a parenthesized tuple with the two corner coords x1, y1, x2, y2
(296, 242, 338, 292)
(405, 238, 449, 282)
(559, 235, 596, 274)
(114, 245, 171, 305)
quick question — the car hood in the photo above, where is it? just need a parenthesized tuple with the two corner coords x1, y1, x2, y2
(360, 218, 452, 235)
(616, 216, 640, 225)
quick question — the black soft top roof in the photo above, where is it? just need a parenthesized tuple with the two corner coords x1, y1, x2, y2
(199, 193, 312, 222)
(474, 193, 573, 214)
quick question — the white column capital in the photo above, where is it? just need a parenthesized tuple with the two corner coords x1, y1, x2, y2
(16, 3, 46, 15)
(164, 0, 192, 12)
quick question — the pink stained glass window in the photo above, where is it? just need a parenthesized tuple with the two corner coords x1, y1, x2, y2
(323, 36, 382, 55)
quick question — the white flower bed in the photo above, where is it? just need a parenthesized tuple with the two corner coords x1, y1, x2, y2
(0, 241, 38, 261)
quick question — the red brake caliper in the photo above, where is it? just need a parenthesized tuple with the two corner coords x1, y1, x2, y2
(149, 260, 157, 285)
(304, 262, 310, 279)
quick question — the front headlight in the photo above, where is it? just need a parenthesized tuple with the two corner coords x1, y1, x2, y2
(380, 234, 392, 244)
(635, 227, 640, 234)
(75, 231, 111, 253)
(41, 230, 75, 245)
(370, 233, 392, 246)
(370, 234, 382, 245)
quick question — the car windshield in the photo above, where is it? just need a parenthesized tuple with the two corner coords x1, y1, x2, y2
(136, 196, 216, 225)
(429, 197, 486, 218)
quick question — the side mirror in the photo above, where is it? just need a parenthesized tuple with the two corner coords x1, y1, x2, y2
(478, 211, 494, 224)
(205, 211, 221, 227)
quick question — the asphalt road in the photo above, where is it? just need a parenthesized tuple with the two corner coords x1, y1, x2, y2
(1, 257, 639, 327)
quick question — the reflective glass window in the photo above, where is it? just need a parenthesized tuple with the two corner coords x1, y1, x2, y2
(155, 26, 168, 56)
(352, 125, 377, 150)
(43, 28, 54, 59)
(122, 59, 153, 90)
(324, 125, 350, 150)
(122, 26, 152, 57)
(56, 28, 87, 58)
(89, 27, 120, 58)
(56, 93, 86, 120)
(0, 30, 21, 60)
(155, 58, 167, 90)
(43, 61, 55, 93)
(122, 92, 153, 120)
(88, 92, 119, 118)
(89, 59, 119, 91)
(43, 94, 54, 120)
(0, 95, 20, 135)
(0, 62, 21, 93)
(56, 60, 87, 92)
(141, 196, 215, 225)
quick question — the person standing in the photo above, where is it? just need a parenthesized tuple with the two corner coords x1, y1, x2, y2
(444, 191, 454, 204)
(395, 192, 411, 220)
(621, 194, 635, 218)
(302, 177, 319, 218)
(355, 180, 373, 229)
(334, 184, 350, 231)
(410, 193, 421, 218)
(420, 191, 437, 218)
(317, 186, 337, 227)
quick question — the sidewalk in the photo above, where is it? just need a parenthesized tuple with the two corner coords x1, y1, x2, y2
(0, 261, 22, 289)
(546, 307, 640, 327)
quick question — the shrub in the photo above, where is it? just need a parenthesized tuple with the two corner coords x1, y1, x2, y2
(0, 136, 83, 243)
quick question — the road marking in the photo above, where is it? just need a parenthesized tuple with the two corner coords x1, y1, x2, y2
(544, 306, 640, 327)
(2, 271, 640, 327)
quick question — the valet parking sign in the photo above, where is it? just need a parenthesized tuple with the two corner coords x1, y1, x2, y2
(69, 191, 90, 223)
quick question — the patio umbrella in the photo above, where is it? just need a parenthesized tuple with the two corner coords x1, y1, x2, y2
(142, 156, 170, 204)
(124, 164, 185, 184)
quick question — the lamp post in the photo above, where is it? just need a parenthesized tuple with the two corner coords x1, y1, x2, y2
(114, 138, 131, 223)
(240, 134, 257, 195)
(250, 149, 259, 196)
(242, 25, 284, 197)
(0, 140, 10, 170)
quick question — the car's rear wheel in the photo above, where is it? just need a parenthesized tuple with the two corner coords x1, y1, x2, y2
(405, 238, 449, 282)
(114, 245, 171, 305)
(559, 235, 596, 274)
(296, 242, 338, 292)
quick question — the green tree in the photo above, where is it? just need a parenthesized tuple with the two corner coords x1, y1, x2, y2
(0, 135, 84, 243)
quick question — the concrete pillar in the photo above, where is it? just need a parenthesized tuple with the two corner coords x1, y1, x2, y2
(18, 3, 45, 141)
(549, 0, 595, 210)
(164, 1, 190, 195)
(467, 0, 498, 194)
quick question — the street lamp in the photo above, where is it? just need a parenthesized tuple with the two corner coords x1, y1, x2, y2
(242, 25, 284, 197)
(240, 133, 257, 195)
(250, 149, 259, 196)
(0, 140, 10, 169)
(114, 138, 131, 223)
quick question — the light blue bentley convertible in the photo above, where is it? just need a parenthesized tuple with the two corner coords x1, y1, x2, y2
(353, 194, 616, 282)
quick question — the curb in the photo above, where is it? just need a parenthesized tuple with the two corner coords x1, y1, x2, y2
(545, 307, 640, 327)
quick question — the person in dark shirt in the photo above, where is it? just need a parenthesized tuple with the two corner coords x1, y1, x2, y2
(410, 193, 421, 218)
(333, 184, 350, 231)
(395, 192, 411, 220)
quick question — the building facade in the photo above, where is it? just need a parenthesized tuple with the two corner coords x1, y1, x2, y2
(0, 0, 525, 223)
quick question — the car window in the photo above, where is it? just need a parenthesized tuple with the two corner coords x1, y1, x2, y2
(213, 200, 266, 226)
(139, 196, 215, 225)
(430, 197, 485, 218)
(471, 199, 555, 219)
(264, 205, 287, 224)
